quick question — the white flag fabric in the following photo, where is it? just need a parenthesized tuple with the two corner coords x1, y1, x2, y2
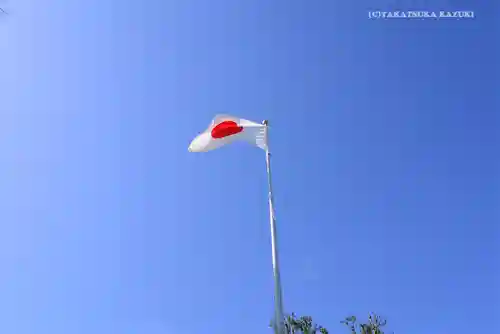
(188, 115, 267, 152)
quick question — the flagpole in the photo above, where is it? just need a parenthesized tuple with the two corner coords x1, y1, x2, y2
(263, 120, 285, 334)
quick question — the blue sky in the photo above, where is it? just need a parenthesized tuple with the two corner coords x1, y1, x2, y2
(0, 0, 497, 333)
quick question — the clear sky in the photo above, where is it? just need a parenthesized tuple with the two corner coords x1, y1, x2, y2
(0, 0, 497, 333)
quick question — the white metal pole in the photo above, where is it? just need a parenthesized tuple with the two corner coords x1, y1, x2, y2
(263, 120, 285, 334)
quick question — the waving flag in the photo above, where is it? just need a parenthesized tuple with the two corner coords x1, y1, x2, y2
(188, 115, 267, 152)
(188, 114, 286, 334)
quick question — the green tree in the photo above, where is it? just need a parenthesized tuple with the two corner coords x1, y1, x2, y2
(281, 313, 329, 334)
(272, 313, 387, 334)
(340, 315, 387, 334)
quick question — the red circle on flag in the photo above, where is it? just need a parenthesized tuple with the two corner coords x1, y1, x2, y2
(211, 121, 243, 139)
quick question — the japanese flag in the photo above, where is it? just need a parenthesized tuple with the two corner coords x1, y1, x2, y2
(188, 115, 268, 152)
